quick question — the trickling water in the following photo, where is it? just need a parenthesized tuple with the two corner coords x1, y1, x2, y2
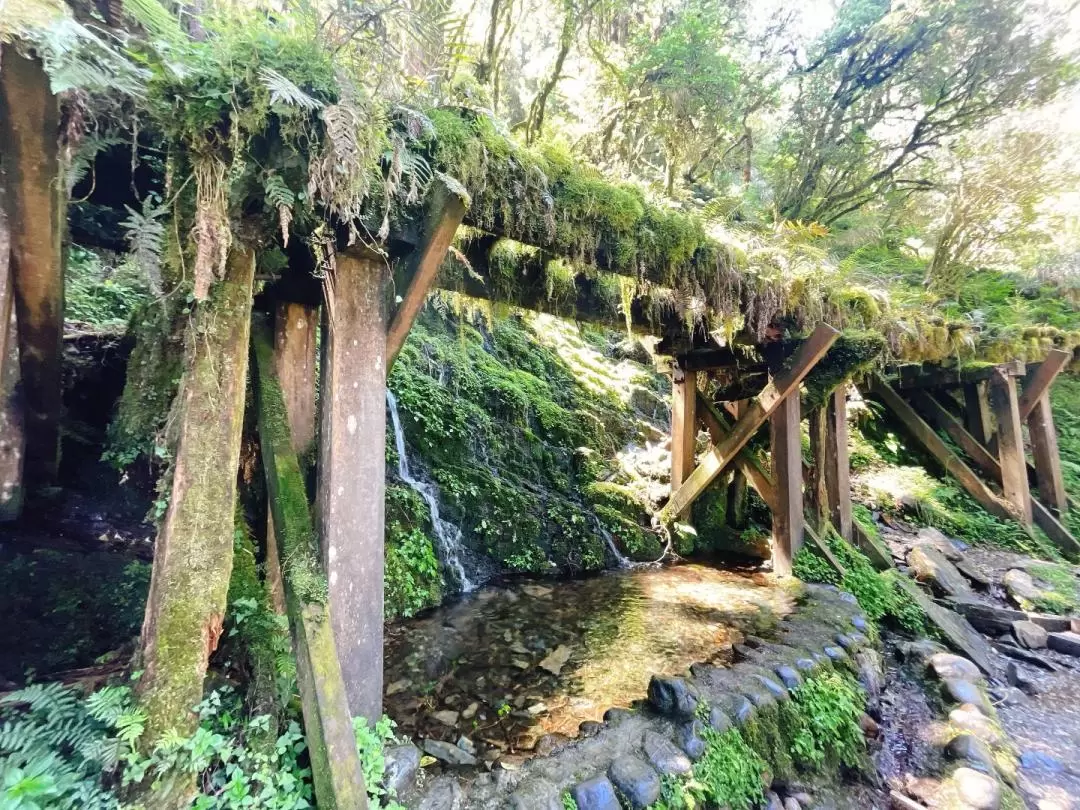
(386, 390, 476, 592)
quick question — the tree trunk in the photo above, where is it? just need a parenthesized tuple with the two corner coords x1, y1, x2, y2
(136, 243, 255, 807)
(0, 49, 64, 489)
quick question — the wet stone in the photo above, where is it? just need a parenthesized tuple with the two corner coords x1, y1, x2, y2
(719, 694, 755, 726)
(901, 639, 948, 667)
(951, 766, 1001, 810)
(835, 633, 857, 650)
(764, 790, 784, 810)
(850, 632, 870, 646)
(1006, 661, 1037, 696)
(417, 776, 464, 810)
(643, 730, 692, 776)
(945, 733, 997, 775)
(775, 665, 802, 690)
(949, 705, 1004, 746)
(823, 645, 848, 662)
(383, 743, 421, 799)
(942, 679, 991, 714)
(608, 755, 661, 809)
(754, 675, 790, 701)
(783, 798, 801, 810)
(838, 591, 859, 605)
(908, 543, 972, 597)
(1047, 630, 1080, 656)
(423, 738, 478, 767)
(1020, 751, 1066, 772)
(510, 779, 563, 810)
(856, 649, 885, 703)
(571, 776, 620, 810)
(794, 657, 816, 673)
(851, 615, 869, 632)
(929, 652, 982, 683)
(579, 720, 603, 737)
(647, 676, 700, 719)
(675, 719, 707, 760)
(1012, 620, 1048, 650)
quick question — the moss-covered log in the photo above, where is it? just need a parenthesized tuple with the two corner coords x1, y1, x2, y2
(0, 48, 63, 488)
(135, 243, 255, 806)
(253, 317, 369, 810)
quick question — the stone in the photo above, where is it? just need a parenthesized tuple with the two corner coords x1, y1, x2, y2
(455, 736, 476, 756)
(900, 638, 948, 667)
(422, 738, 478, 766)
(383, 743, 421, 799)
(433, 709, 460, 727)
(1020, 751, 1065, 772)
(997, 687, 1027, 706)
(856, 649, 885, 702)
(716, 694, 754, 725)
(675, 719, 707, 760)
(386, 678, 410, 696)
(783, 799, 801, 810)
(1012, 620, 1048, 649)
(417, 776, 464, 810)
(775, 665, 802, 690)
(858, 713, 879, 738)
(643, 730, 692, 775)
(753, 675, 790, 701)
(579, 720, 603, 737)
(608, 755, 661, 809)
(527, 702, 548, 715)
(916, 527, 964, 560)
(1004, 568, 1043, 608)
(949, 706, 1004, 745)
(794, 657, 817, 672)
(461, 702, 479, 720)
(603, 707, 634, 726)
(945, 734, 996, 775)
(764, 791, 783, 810)
(1006, 662, 1037, 696)
(1047, 631, 1080, 656)
(908, 544, 971, 596)
(533, 733, 570, 756)
(539, 644, 573, 675)
(510, 779, 562, 810)
(571, 776, 620, 810)
(942, 678, 991, 713)
(929, 652, 982, 683)
(647, 676, 700, 719)
(956, 559, 992, 587)
(852, 615, 869, 632)
(823, 645, 847, 662)
(994, 642, 1060, 671)
(838, 591, 859, 605)
(792, 792, 813, 806)
(895, 579, 995, 675)
(951, 766, 1001, 810)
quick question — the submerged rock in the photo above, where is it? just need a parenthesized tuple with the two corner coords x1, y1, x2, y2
(538, 644, 573, 675)
(945, 733, 996, 775)
(608, 755, 661, 809)
(571, 775, 620, 810)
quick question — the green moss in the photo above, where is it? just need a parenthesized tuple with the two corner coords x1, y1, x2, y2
(1026, 562, 1080, 615)
(384, 486, 443, 619)
(801, 330, 886, 408)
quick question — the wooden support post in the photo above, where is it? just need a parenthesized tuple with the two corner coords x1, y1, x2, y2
(0, 195, 24, 521)
(962, 382, 993, 446)
(825, 388, 853, 541)
(1028, 395, 1067, 514)
(386, 178, 468, 370)
(265, 301, 318, 614)
(989, 368, 1032, 525)
(0, 49, 64, 488)
(807, 406, 829, 532)
(770, 392, 803, 577)
(136, 245, 255, 791)
(670, 367, 697, 517)
(696, 393, 777, 512)
(661, 323, 839, 522)
(726, 400, 749, 527)
(253, 319, 369, 810)
(1019, 349, 1072, 421)
(317, 248, 387, 725)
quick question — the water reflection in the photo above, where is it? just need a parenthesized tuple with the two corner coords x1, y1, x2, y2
(383, 563, 794, 767)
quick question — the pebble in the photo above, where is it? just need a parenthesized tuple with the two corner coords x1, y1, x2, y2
(944, 733, 996, 775)
(608, 756, 660, 809)
(433, 709, 459, 727)
(643, 730, 692, 775)
(461, 702, 478, 720)
(571, 776, 620, 810)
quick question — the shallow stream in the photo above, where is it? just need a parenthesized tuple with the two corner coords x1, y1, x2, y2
(383, 563, 795, 768)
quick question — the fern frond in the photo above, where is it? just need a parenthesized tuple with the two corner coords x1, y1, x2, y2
(121, 0, 185, 44)
(122, 197, 167, 295)
(259, 67, 323, 110)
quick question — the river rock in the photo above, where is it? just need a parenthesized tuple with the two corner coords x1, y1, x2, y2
(942, 678, 991, 713)
(1004, 569, 1044, 609)
(945, 734, 996, 775)
(900, 638, 949, 667)
(384, 743, 421, 798)
(417, 776, 464, 810)
(949, 705, 1004, 745)
(775, 665, 802, 690)
(916, 527, 965, 560)
(1006, 662, 1037, 696)
(764, 791, 784, 810)
(647, 675, 700, 719)
(434, 709, 460, 727)
(510, 779, 563, 810)
(539, 644, 573, 675)
(908, 544, 971, 597)
(423, 738, 478, 766)
(675, 719, 707, 760)
(1047, 630, 1080, 656)
(1012, 620, 1048, 650)
(608, 756, 661, 809)
(783, 798, 800, 810)
(579, 720, 603, 737)
(571, 776, 620, 810)
(1020, 751, 1066, 772)
(929, 652, 982, 682)
(643, 730, 692, 775)
(823, 645, 847, 662)
(951, 766, 1001, 810)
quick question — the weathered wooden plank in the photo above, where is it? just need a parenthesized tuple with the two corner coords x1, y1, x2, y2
(1029, 394, 1067, 514)
(989, 368, 1032, 524)
(802, 522, 847, 578)
(253, 318, 370, 810)
(671, 368, 698, 519)
(696, 393, 777, 513)
(851, 521, 894, 570)
(867, 375, 1016, 523)
(891, 359, 1025, 391)
(661, 323, 839, 521)
(962, 382, 993, 447)
(770, 392, 803, 577)
(807, 406, 829, 532)
(825, 388, 853, 541)
(0, 49, 64, 488)
(387, 178, 468, 369)
(1019, 349, 1072, 421)
(317, 247, 388, 725)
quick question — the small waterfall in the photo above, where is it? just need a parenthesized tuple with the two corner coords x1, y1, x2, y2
(386, 391, 476, 593)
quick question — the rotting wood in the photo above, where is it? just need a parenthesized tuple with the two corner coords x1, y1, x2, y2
(1029, 394, 1067, 514)
(1019, 349, 1071, 422)
(135, 244, 255, 807)
(317, 247, 388, 725)
(386, 178, 468, 370)
(265, 301, 318, 614)
(0, 49, 64, 488)
(914, 390, 1080, 555)
(962, 382, 993, 447)
(661, 323, 839, 521)
(825, 388, 853, 541)
(670, 367, 697, 518)
(867, 375, 1017, 524)
(696, 393, 777, 513)
(253, 318, 370, 810)
(770, 391, 803, 577)
(989, 368, 1032, 524)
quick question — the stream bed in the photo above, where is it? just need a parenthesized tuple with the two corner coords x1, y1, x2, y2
(383, 562, 795, 769)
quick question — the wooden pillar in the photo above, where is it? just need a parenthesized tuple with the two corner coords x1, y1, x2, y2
(1029, 394, 1067, 514)
(136, 244, 255, 800)
(988, 369, 1032, 524)
(0, 196, 24, 521)
(0, 49, 64, 489)
(317, 248, 387, 725)
(807, 406, 828, 532)
(770, 392, 803, 577)
(726, 400, 748, 527)
(962, 382, 993, 447)
(825, 388, 852, 540)
(265, 301, 318, 613)
(670, 367, 697, 518)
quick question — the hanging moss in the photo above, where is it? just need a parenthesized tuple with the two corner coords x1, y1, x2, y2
(801, 330, 887, 408)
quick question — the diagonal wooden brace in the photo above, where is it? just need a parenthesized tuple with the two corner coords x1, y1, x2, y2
(1018, 349, 1071, 421)
(660, 323, 839, 521)
(696, 392, 777, 512)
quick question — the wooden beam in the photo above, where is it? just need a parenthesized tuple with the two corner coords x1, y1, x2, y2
(317, 248, 388, 724)
(1019, 349, 1071, 421)
(661, 323, 839, 521)
(803, 522, 846, 578)
(962, 382, 993, 447)
(253, 319, 370, 810)
(891, 360, 1025, 391)
(0, 49, 64, 488)
(696, 393, 777, 513)
(867, 375, 1017, 524)
(670, 368, 697, 518)
(0, 193, 24, 522)
(1029, 394, 1067, 514)
(989, 368, 1032, 524)
(386, 178, 468, 369)
(807, 406, 828, 532)
(825, 388, 853, 541)
(770, 392, 803, 577)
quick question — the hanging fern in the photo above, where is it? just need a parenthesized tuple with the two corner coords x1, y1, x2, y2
(259, 67, 324, 111)
(121, 196, 168, 295)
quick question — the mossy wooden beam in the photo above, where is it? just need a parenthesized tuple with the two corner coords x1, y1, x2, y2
(770, 392, 803, 577)
(696, 392, 777, 513)
(661, 323, 839, 523)
(961, 382, 993, 446)
(0, 49, 63, 488)
(253, 317, 369, 810)
(802, 522, 846, 578)
(1019, 350, 1071, 421)
(1028, 394, 1067, 515)
(317, 247, 387, 725)
(824, 389, 853, 541)
(890, 360, 1025, 391)
(0, 200, 24, 522)
(135, 244, 255, 808)
(387, 178, 467, 370)
(988, 368, 1032, 525)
